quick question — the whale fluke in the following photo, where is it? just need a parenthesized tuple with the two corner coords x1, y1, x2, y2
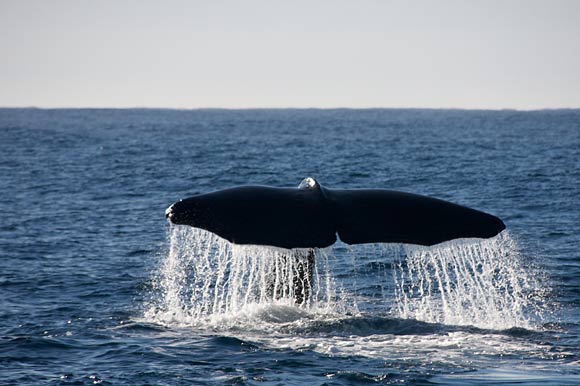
(165, 178, 505, 249)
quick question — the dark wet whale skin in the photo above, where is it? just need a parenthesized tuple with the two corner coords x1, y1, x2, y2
(166, 178, 505, 249)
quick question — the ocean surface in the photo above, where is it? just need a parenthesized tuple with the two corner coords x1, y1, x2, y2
(0, 108, 579, 385)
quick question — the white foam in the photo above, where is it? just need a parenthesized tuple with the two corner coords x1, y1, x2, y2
(258, 330, 548, 362)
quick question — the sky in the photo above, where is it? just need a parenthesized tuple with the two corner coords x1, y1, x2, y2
(0, 0, 579, 109)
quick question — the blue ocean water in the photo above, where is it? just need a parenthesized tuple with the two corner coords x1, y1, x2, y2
(0, 108, 579, 385)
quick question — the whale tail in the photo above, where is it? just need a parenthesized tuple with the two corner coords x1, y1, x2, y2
(165, 178, 505, 249)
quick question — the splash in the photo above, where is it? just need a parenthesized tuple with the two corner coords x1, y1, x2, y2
(394, 232, 546, 329)
(146, 226, 343, 326)
(146, 226, 545, 331)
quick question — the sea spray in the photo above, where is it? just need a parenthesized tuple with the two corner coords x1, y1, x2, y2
(147, 226, 545, 331)
(146, 226, 343, 326)
(393, 231, 546, 329)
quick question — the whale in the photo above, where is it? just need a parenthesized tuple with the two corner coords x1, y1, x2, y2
(165, 177, 505, 249)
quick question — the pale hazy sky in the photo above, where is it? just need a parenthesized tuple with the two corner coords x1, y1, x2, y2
(1, 0, 579, 109)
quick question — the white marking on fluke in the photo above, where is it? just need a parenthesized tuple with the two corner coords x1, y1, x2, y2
(298, 177, 317, 189)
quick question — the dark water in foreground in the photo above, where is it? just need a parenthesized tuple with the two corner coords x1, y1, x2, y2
(0, 108, 579, 385)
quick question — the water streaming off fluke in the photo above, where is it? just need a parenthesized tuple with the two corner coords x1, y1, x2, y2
(146, 226, 341, 326)
(147, 226, 546, 331)
(394, 232, 546, 330)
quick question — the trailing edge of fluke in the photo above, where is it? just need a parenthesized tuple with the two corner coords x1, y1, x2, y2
(165, 177, 506, 249)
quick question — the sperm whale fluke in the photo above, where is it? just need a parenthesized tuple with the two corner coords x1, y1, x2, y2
(165, 178, 505, 249)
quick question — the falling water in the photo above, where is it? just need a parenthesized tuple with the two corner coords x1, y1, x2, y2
(147, 226, 546, 331)
(146, 226, 342, 325)
(394, 232, 547, 329)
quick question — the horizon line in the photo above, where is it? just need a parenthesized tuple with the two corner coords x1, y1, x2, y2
(1, 105, 580, 112)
